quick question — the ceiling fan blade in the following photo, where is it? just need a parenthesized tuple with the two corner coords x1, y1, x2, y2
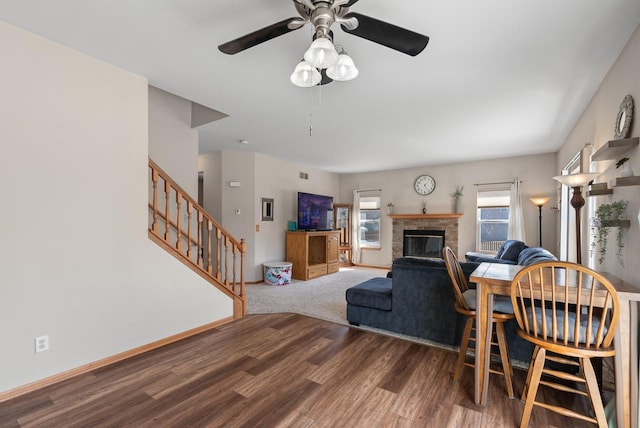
(341, 12, 429, 56)
(218, 18, 303, 55)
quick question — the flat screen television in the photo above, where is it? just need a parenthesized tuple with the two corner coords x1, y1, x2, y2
(297, 192, 334, 231)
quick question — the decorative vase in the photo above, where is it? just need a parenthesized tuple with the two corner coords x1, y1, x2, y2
(454, 197, 460, 214)
(618, 162, 634, 177)
(387, 205, 393, 214)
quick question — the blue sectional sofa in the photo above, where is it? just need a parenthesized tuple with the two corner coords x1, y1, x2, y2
(345, 256, 539, 363)
(464, 240, 557, 266)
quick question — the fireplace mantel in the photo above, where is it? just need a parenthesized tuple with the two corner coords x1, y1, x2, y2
(388, 213, 463, 219)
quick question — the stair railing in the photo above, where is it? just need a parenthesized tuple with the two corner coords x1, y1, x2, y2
(148, 158, 246, 318)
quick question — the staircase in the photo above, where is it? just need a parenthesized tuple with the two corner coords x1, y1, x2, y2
(148, 158, 246, 318)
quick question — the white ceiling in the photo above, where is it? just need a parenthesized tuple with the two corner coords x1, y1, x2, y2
(2, 0, 639, 173)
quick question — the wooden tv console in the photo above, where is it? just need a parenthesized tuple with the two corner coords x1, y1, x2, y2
(286, 231, 340, 280)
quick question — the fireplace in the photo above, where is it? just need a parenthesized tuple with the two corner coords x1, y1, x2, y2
(390, 213, 461, 260)
(403, 230, 445, 258)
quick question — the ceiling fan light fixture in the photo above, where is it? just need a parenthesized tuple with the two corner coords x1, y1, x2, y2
(303, 37, 339, 69)
(326, 52, 359, 81)
(290, 60, 321, 87)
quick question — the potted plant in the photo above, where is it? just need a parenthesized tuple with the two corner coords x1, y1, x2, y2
(453, 185, 464, 213)
(591, 199, 628, 266)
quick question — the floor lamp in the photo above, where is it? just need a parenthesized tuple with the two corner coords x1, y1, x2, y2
(529, 197, 550, 246)
(553, 173, 600, 264)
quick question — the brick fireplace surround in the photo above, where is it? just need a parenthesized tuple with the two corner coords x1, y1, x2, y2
(389, 213, 463, 260)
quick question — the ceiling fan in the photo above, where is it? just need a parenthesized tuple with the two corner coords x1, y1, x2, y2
(218, 0, 429, 86)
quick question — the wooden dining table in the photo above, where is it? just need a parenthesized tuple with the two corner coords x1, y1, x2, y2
(470, 262, 640, 428)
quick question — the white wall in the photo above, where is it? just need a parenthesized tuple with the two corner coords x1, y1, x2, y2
(254, 153, 340, 280)
(339, 153, 558, 266)
(557, 23, 640, 285)
(0, 21, 231, 394)
(199, 151, 340, 281)
(148, 86, 199, 196)
(198, 152, 223, 222)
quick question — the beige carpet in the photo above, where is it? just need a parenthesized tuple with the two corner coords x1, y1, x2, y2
(246, 266, 386, 325)
(245, 266, 457, 351)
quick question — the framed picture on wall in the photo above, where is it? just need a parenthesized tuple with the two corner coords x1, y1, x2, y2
(262, 198, 274, 221)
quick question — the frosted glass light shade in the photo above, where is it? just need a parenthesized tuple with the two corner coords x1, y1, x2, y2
(290, 61, 321, 87)
(553, 173, 601, 187)
(529, 196, 550, 207)
(303, 37, 339, 69)
(326, 53, 359, 81)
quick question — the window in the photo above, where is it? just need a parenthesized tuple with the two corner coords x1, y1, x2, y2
(359, 196, 380, 249)
(476, 189, 511, 253)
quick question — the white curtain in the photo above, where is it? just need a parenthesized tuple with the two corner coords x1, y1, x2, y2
(508, 180, 526, 242)
(351, 189, 361, 264)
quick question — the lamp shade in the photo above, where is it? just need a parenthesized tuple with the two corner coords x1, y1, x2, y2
(529, 196, 550, 207)
(553, 172, 601, 187)
(290, 61, 321, 87)
(303, 37, 339, 69)
(326, 53, 359, 81)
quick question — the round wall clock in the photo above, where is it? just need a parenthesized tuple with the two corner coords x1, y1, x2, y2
(414, 175, 436, 195)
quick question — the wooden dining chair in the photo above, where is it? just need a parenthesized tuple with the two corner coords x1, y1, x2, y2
(510, 261, 620, 428)
(442, 246, 515, 398)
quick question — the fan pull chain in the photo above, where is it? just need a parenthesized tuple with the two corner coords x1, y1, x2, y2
(309, 80, 314, 136)
(308, 70, 325, 136)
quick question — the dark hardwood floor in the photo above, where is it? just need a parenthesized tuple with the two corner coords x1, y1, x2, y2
(1, 313, 600, 427)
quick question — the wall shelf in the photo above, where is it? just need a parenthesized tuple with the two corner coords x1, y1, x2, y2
(587, 182, 614, 197)
(599, 219, 631, 228)
(587, 189, 614, 196)
(614, 175, 640, 187)
(591, 137, 639, 161)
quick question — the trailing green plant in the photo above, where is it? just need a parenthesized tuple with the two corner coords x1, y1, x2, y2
(591, 200, 628, 266)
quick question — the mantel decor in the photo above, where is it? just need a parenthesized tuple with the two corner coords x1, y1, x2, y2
(453, 185, 464, 213)
(388, 213, 463, 219)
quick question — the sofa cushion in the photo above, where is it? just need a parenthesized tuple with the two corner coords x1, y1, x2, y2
(392, 256, 460, 270)
(346, 277, 393, 311)
(517, 247, 557, 266)
(498, 240, 527, 262)
(465, 255, 517, 264)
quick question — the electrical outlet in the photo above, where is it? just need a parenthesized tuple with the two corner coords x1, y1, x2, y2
(35, 335, 49, 353)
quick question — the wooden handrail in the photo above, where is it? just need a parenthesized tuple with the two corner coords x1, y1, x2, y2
(148, 158, 246, 318)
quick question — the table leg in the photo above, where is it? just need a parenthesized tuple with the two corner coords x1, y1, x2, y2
(475, 284, 494, 406)
(614, 300, 638, 428)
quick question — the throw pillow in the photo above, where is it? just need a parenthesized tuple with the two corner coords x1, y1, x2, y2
(498, 240, 527, 262)
(517, 247, 557, 266)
